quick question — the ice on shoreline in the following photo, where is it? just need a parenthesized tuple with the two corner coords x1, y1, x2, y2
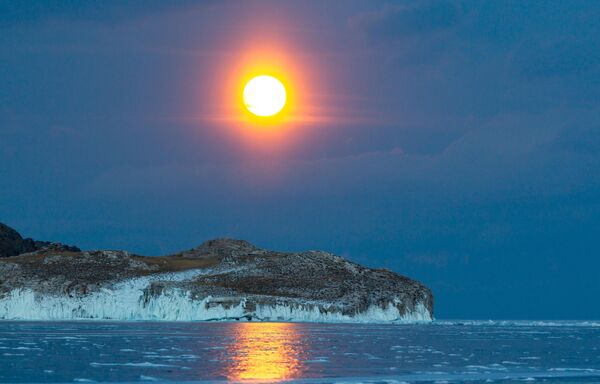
(434, 319, 600, 327)
(0, 272, 432, 323)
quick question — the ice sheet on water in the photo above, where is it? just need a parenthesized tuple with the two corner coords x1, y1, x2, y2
(139, 375, 160, 381)
(435, 320, 600, 327)
(0, 321, 599, 383)
(90, 362, 175, 368)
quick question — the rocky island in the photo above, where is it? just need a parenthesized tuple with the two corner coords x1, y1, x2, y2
(0, 223, 433, 322)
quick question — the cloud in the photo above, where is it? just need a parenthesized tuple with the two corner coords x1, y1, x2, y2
(0, 0, 215, 26)
(550, 124, 600, 155)
(349, 1, 600, 85)
(510, 38, 600, 80)
(349, 1, 459, 42)
(82, 107, 600, 207)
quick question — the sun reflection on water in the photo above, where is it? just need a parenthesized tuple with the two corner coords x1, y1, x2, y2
(225, 322, 305, 382)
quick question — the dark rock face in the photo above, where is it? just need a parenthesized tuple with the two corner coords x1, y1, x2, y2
(176, 243, 434, 318)
(0, 223, 80, 258)
(0, 223, 38, 258)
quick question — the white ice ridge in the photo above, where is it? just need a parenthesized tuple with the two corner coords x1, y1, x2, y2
(434, 320, 600, 327)
(0, 270, 432, 323)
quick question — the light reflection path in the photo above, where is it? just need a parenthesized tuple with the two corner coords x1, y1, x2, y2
(2, 322, 599, 383)
(225, 322, 306, 382)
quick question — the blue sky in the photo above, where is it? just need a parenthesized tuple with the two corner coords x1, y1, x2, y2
(1, 1, 600, 319)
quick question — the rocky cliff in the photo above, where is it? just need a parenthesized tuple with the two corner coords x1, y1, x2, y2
(0, 223, 433, 322)
(0, 223, 79, 258)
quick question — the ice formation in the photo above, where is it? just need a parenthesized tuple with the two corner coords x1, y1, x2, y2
(0, 234, 434, 323)
(0, 270, 432, 323)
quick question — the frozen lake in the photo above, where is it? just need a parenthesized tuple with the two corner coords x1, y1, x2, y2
(0, 320, 599, 383)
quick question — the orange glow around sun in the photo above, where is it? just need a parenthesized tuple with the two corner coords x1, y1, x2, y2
(187, 38, 326, 156)
(215, 45, 310, 153)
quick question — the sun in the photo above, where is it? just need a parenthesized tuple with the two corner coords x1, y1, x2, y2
(243, 75, 287, 117)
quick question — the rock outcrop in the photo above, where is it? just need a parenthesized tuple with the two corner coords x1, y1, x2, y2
(0, 223, 80, 258)
(0, 223, 433, 323)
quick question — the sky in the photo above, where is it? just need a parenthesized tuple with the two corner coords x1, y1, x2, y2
(1, 0, 600, 320)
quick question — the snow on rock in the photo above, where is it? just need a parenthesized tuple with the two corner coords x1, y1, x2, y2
(0, 238, 434, 323)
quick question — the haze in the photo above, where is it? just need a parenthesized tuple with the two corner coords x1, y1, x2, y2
(1, 1, 599, 319)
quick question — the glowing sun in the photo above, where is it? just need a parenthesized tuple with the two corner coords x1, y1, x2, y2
(243, 75, 287, 117)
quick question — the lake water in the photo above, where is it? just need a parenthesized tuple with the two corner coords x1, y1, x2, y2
(0, 320, 599, 383)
